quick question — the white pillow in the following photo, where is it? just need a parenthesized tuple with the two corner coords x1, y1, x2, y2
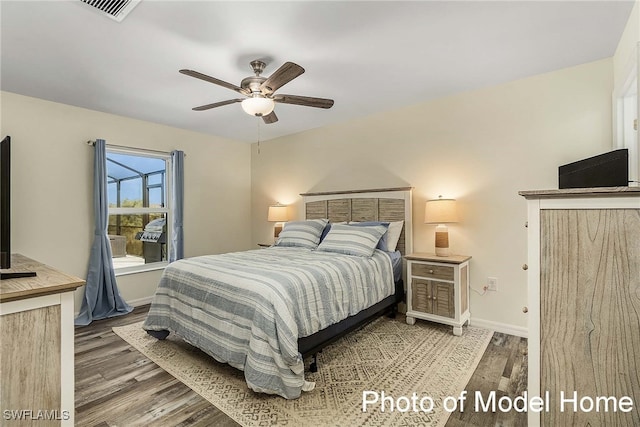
(385, 221, 404, 251)
(316, 224, 387, 257)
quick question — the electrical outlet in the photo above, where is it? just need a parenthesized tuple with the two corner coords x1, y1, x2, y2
(487, 277, 498, 291)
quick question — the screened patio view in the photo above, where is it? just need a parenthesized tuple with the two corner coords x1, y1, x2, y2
(107, 151, 168, 270)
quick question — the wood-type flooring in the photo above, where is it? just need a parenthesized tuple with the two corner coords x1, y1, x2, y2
(75, 305, 527, 426)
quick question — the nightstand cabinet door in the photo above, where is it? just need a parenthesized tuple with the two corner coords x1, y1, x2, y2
(411, 279, 454, 319)
(411, 278, 433, 314)
(432, 282, 454, 318)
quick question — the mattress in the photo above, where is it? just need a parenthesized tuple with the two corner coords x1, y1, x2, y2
(388, 250, 402, 282)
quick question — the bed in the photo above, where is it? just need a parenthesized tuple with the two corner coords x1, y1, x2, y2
(143, 187, 413, 399)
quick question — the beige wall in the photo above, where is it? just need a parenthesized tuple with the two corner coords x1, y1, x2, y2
(1, 91, 252, 308)
(251, 59, 614, 333)
(613, 1, 639, 91)
(0, 58, 615, 332)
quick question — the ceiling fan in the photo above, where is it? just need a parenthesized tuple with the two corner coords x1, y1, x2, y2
(179, 60, 334, 124)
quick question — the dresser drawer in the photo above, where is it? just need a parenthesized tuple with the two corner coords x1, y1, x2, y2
(411, 263, 454, 281)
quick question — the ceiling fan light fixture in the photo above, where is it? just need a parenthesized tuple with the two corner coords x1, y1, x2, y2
(181, 60, 333, 125)
(241, 96, 275, 117)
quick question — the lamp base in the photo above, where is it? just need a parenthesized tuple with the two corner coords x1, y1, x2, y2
(435, 246, 451, 257)
(434, 225, 450, 257)
(274, 223, 283, 242)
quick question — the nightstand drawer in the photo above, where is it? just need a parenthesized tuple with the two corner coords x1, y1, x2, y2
(411, 263, 454, 281)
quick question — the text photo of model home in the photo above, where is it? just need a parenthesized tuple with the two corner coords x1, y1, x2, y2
(1, 1, 639, 426)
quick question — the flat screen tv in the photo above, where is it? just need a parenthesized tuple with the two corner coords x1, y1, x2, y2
(1, 136, 36, 279)
(559, 149, 629, 189)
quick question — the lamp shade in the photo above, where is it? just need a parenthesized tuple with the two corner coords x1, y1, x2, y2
(424, 198, 458, 224)
(425, 197, 458, 257)
(268, 205, 288, 222)
(242, 97, 275, 117)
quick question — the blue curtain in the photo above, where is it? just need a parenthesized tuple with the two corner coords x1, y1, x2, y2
(75, 139, 133, 326)
(170, 150, 184, 262)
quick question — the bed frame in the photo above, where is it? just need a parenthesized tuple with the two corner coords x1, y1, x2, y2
(297, 187, 413, 371)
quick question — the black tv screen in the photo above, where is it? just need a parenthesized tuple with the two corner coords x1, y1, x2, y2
(1, 136, 10, 270)
(559, 149, 629, 189)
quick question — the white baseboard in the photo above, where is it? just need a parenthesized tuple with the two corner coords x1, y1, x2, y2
(127, 296, 154, 307)
(470, 317, 528, 338)
(74, 296, 153, 317)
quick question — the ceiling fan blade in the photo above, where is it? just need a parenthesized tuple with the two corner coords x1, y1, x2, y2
(260, 62, 305, 94)
(262, 111, 278, 124)
(274, 94, 334, 109)
(192, 99, 243, 111)
(180, 69, 250, 96)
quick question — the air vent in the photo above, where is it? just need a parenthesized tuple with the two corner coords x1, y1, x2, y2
(80, 0, 141, 22)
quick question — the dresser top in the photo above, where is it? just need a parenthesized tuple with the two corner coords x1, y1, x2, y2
(519, 186, 640, 199)
(1, 254, 85, 303)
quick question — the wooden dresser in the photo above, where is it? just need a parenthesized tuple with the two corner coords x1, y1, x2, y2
(0, 254, 85, 426)
(520, 187, 640, 426)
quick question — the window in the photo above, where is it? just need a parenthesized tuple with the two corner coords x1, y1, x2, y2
(106, 147, 172, 273)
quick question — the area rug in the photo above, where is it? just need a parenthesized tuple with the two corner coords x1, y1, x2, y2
(113, 317, 493, 426)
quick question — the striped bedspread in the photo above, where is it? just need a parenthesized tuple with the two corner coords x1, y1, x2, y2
(142, 246, 394, 399)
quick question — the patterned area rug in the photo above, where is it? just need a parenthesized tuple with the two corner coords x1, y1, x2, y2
(113, 317, 493, 426)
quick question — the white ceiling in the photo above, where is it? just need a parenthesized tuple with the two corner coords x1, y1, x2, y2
(0, 1, 634, 143)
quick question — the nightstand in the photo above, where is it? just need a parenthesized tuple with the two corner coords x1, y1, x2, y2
(405, 253, 471, 336)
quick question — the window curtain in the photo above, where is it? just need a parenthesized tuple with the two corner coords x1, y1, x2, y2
(75, 139, 133, 326)
(169, 150, 184, 262)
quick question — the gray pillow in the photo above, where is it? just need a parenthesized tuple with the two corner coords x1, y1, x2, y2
(274, 219, 328, 249)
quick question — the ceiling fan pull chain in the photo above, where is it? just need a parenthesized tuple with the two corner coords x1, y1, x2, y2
(257, 118, 261, 154)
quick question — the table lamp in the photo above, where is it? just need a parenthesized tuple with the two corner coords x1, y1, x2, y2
(268, 204, 288, 241)
(424, 196, 459, 256)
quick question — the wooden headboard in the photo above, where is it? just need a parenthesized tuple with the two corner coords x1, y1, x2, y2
(300, 187, 413, 255)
